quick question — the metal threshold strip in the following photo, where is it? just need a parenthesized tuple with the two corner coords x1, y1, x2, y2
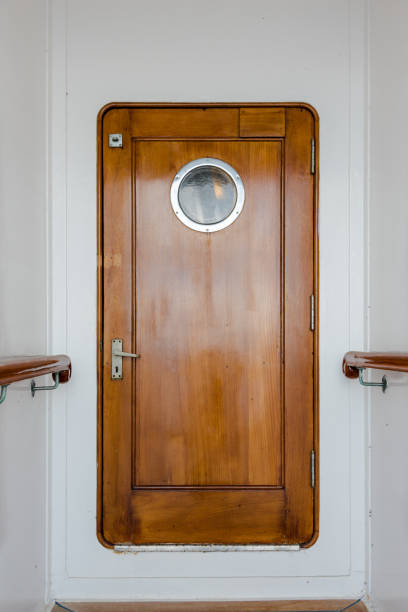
(114, 544, 300, 552)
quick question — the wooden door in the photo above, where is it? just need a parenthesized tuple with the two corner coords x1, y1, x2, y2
(97, 104, 319, 547)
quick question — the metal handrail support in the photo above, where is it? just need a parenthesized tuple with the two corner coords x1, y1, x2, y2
(358, 368, 387, 393)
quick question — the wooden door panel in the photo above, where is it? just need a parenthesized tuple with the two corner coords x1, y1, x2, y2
(102, 491, 287, 545)
(97, 104, 318, 547)
(130, 108, 239, 138)
(239, 108, 286, 137)
(133, 140, 283, 488)
(283, 108, 316, 542)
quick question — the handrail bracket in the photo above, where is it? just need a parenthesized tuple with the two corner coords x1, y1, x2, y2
(0, 385, 8, 405)
(31, 372, 60, 398)
(358, 368, 387, 393)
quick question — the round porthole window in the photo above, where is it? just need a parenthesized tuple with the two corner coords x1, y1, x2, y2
(170, 158, 245, 232)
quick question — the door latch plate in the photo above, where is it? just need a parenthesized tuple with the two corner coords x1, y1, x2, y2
(109, 133, 123, 148)
(112, 338, 123, 379)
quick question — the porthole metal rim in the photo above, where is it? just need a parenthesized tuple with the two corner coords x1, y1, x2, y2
(170, 157, 245, 233)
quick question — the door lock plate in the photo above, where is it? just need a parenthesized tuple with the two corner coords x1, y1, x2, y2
(109, 133, 123, 148)
(111, 338, 140, 379)
(112, 338, 123, 379)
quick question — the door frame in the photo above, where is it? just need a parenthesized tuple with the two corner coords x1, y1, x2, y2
(96, 102, 319, 549)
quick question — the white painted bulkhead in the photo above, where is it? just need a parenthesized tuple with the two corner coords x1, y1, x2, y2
(368, 1, 408, 611)
(48, 0, 367, 602)
(7, 0, 408, 609)
(0, 1, 48, 610)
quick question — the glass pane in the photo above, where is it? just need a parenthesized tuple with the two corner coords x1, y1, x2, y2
(178, 166, 237, 225)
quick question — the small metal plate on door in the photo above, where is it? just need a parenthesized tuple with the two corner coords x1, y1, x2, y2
(109, 133, 123, 148)
(112, 338, 123, 379)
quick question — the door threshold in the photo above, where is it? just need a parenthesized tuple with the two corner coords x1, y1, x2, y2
(114, 544, 300, 552)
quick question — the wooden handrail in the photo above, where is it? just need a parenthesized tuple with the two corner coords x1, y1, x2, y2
(343, 351, 408, 379)
(0, 355, 71, 386)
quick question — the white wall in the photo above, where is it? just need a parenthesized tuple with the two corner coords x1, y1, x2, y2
(0, 1, 47, 610)
(369, 2, 408, 611)
(8, 0, 408, 608)
(49, 0, 368, 602)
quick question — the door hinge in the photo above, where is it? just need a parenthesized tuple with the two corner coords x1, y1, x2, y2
(310, 294, 315, 331)
(310, 450, 316, 488)
(311, 138, 315, 174)
(100, 340, 103, 352)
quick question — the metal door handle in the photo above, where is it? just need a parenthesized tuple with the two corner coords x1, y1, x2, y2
(112, 349, 140, 358)
(111, 338, 139, 380)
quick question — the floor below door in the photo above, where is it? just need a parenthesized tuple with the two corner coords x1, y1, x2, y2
(53, 600, 367, 611)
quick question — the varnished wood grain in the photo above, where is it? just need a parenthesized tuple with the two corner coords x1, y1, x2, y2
(133, 140, 283, 488)
(111, 489, 287, 545)
(101, 108, 134, 544)
(343, 350, 408, 378)
(53, 600, 367, 611)
(129, 108, 239, 138)
(283, 108, 315, 545)
(0, 354, 71, 385)
(97, 104, 319, 547)
(240, 108, 285, 137)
